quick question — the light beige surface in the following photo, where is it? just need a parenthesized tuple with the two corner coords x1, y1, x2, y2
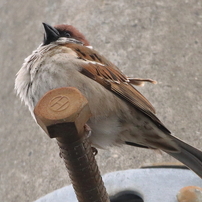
(1, 1, 202, 201)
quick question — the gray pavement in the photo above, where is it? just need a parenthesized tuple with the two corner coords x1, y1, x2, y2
(1, 1, 202, 201)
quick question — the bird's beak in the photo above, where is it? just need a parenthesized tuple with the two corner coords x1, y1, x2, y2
(42, 23, 60, 45)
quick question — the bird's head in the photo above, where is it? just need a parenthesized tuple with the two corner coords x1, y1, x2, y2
(42, 23, 90, 46)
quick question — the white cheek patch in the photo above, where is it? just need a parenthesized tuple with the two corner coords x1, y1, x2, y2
(56, 37, 83, 45)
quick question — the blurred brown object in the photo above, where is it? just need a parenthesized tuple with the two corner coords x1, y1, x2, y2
(177, 186, 202, 202)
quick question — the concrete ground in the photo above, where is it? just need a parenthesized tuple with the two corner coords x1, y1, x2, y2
(1, 1, 202, 201)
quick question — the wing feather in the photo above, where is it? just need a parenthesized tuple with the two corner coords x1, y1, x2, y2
(63, 43, 170, 134)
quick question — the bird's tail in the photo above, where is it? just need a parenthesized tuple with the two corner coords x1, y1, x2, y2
(165, 137, 202, 178)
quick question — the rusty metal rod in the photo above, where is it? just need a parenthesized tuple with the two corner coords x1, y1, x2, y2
(34, 87, 110, 202)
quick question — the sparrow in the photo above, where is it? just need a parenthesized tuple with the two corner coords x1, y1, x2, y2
(15, 23, 202, 178)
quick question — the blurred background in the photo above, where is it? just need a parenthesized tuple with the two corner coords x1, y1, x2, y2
(1, 0, 202, 201)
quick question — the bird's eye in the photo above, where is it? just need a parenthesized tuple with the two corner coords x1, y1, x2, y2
(64, 31, 71, 38)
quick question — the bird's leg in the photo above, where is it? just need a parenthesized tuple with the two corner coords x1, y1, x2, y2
(84, 124, 98, 155)
(84, 123, 92, 137)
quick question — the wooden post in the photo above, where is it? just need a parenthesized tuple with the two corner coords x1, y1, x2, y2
(34, 87, 110, 202)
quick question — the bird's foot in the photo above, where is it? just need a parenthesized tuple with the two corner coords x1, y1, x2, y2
(84, 124, 92, 137)
(91, 147, 98, 156)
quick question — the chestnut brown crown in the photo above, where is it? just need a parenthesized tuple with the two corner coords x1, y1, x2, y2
(54, 24, 90, 46)
(43, 23, 90, 46)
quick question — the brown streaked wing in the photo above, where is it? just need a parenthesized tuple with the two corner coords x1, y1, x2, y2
(110, 82, 156, 113)
(64, 43, 127, 83)
(63, 43, 170, 133)
(110, 82, 170, 134)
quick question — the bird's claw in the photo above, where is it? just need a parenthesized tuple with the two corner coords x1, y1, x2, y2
(84, 124, 92, 137)
(91, 147, 98, 156)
